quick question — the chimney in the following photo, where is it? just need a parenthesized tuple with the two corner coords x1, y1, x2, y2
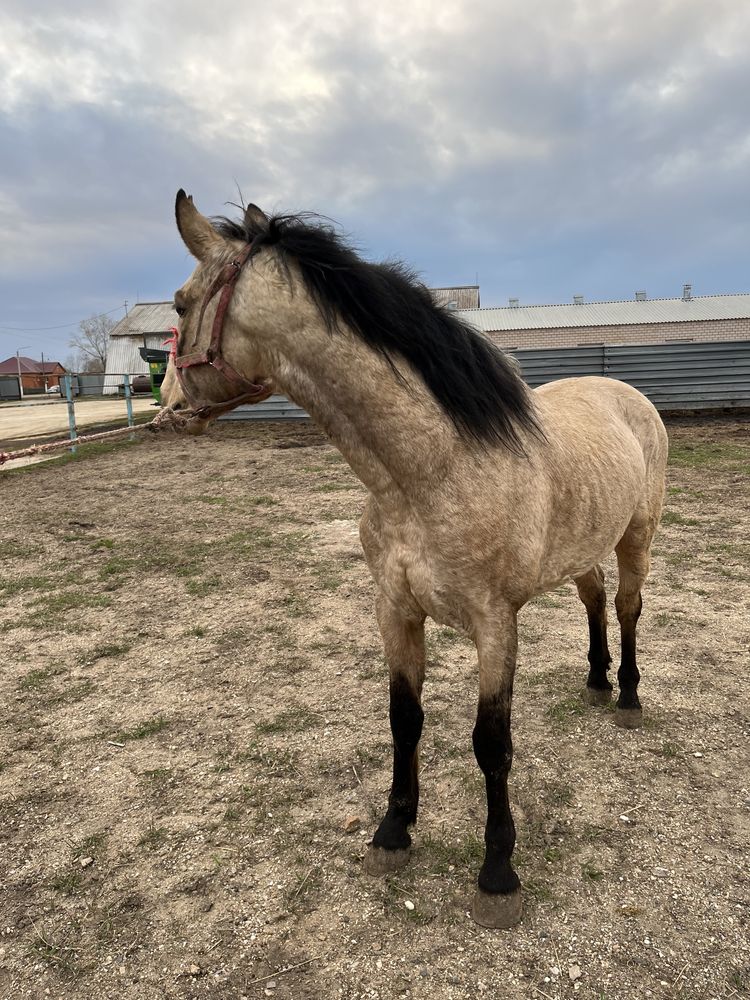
(682, 283, 692, 301)
(635, 290, 647, 301)
(509, 297, 519, 308)
(573, 295, 584, 305)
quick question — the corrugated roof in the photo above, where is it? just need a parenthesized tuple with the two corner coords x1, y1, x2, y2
(110, 303, 176, 337)
(457, 293, 750, 332)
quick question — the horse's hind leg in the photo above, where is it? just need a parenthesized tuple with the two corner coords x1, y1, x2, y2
(613, 521, 653, 729)
(574, 565, 613, 706)
(364, 594, 425, 876)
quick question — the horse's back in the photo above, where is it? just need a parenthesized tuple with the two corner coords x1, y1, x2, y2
(533, 376, 667, 479)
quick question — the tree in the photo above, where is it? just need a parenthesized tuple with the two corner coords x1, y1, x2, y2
(69, 313, 115, 373)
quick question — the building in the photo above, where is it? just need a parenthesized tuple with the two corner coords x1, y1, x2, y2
(0, 356, 66, 393)
(461, 290, 750, 351)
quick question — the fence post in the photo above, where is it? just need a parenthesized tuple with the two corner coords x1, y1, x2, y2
(122, 373, 134, 434)
(63, 374, 78, 455)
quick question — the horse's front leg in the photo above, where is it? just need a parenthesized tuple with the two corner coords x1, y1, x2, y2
(471, 605, 523, 928)
(364, 593, 426, 875)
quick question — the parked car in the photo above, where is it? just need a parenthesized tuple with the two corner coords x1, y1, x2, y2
(45, 385, 61, 394)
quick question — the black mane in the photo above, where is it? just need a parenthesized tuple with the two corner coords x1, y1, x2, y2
(214, 210, 540, 451)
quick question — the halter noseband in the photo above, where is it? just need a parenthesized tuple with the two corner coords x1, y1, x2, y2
(172, 242, 272, 419)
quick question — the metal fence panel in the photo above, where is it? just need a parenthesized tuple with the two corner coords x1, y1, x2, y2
(509, 345, 605, 387)
(219, 395, 309, 421)
(604, 341, 750, 409)
(218, 340, 750, 420)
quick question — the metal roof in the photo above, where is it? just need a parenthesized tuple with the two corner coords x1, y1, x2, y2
(110, 303, 176, 337)
(457, 293, 750, 331)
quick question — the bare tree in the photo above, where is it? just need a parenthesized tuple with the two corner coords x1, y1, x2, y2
(69, 314, 115, 373)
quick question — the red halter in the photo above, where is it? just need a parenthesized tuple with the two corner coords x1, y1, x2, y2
(172, 243, 273, 419)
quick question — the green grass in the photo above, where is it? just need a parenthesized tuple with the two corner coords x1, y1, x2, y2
(530, 593, 565, 609)
(27, 589, 112, 623)
(312, 482, 353, 493)
(581, 863, 604, 882)
(255, 706, 323, 735)
(669, 441, 750, 469)
(18, 666, 65, 690)
(139, 820, 168, 850)
(72, 832, 108, 859)
(80, 641, 132, 663)
(50, 869, 84, 895)
(661, 511, 699, 526)
(546, 695, 586, 723)
(0, 574, 57, 599)
(113, 716, 170, 742)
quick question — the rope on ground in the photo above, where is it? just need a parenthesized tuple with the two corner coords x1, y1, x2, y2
(0, 421, 154, 466)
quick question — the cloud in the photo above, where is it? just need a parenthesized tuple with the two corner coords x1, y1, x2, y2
(1, 0, 749, 354)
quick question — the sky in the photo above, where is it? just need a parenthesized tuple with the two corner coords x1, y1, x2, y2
(1, 0, 749, 365)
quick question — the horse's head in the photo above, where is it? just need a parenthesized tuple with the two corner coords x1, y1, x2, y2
(160, 190, 283, 432)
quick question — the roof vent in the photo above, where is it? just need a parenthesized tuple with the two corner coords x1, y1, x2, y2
(635, 290, 647, 301)
(573, 295, 584, 305)
(509, 297, 519, 308)
(682, 283, 692, 301)
(445, 300, 458, 311)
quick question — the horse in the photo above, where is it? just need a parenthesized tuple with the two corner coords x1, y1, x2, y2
(160, 190, 668, 928)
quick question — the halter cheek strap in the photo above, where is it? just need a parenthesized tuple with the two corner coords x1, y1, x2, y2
(173, 243, 273, 419)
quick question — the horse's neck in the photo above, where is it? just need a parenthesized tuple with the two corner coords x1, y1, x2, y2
(272, 328, 457, 513)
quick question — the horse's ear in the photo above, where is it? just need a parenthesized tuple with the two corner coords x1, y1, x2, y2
(243, 203, 268, 233)
(175, 189, 225, 261)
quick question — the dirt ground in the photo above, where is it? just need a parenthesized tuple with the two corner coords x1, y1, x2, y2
(0, 414, 748, 1000)
(0, 398, 156, 453)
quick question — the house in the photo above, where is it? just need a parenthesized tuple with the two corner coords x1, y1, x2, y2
(0, 356, 66, 393)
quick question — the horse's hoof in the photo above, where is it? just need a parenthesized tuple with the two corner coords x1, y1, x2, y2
(471, 888, 523, 929)
(614, 707, 643, 729)
(582, 686, 612, 707)
(363, 846, 411, 875)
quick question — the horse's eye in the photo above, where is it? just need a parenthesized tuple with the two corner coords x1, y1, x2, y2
(174, 305, 186, 317)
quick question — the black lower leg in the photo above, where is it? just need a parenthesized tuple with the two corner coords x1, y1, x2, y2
(472, 696, 520, 896)
(616, 593, 642, 710)
(585, 601, 613, 691)
(372, 675, 424, 851)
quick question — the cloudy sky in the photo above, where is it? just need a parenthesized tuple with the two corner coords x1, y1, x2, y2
(1, 0, 749, 364)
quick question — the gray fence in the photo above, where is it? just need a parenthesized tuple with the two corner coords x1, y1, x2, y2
(0, 375, 21, 401)
(220, 339, 750, 421)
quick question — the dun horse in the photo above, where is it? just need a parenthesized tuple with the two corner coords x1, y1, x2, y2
(161, 191, 668, 928)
